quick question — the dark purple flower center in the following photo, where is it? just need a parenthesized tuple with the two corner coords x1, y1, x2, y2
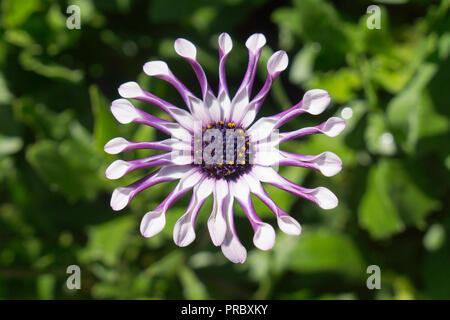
(193, 121, 252, 180)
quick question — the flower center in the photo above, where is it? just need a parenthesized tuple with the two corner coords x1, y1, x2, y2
(193, 121, 252, 180)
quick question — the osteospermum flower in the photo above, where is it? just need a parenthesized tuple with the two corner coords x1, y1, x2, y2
(104, 33, 346, 263)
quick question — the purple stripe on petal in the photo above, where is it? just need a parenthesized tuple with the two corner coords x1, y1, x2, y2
(143, 60, 198, 112)
(230, 178, 276, 251)
(110, 165, 194, 211)
(252, 165, 338, 210)
(173, 178, 214, 247)
(221, 193, 247, 264)
(278, 151, 342, 177)
(174, 38, 215, 100)
(279, 117, 346, 144)
(244, 173, 301, 236)
(118, 82, 194, 131)
(237, 33, 266, 96)
(218, 33, 233, 97)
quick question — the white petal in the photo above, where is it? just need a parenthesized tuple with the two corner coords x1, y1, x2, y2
(230, 87, 249, 124)
(253, 148, 283, 166)
(309, 187, 338, 209)
(240, 101, 257, 128)
(313, 152, 342, 177)
(245, 33, 266, 54)
(110, 187, 133, 211)
(321, 117, 346, 137)
(218, 33, 233, 55)
(301, 89, 331, 115)
(253, 222, 276, 251)
(251, 165, 282, 184)
(221, 195, 247, 263)
(118, 81, 144, 99)
(188, 95, 211, 123)
(218, 90, 231, 120)
(277, 215, 301, 236)
(208, 180, 228, 246)
(143, 60, 170, 77)
(267, 50, 288, 75)
(105, 160, 131, 180)
(174, 38, 197, 60)
(204, 92, 221, 122)
(173, 212, 196, 247)
(110, 99, 139, 124)
(248, 117, 278, 142)
(104, 137, 129, 154)
(221, 234, 247, 263)
(158, 165, 194, 180)
(140, 210, 166, 238)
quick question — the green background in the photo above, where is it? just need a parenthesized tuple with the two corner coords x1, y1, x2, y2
(0, 0, 449, 299)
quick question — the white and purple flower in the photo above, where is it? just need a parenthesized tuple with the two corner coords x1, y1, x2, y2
(104, 33, 346, 263)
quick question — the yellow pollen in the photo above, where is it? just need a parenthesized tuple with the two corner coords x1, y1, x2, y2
(207, 125, 211, 129)
(241, 146, 246, 151)
(228, 161, 234, 165)
(220, 121, 224, 125)
(238, 153, 243, 157)
(241, 160, 246, 165)
(227, 170, 231, 175)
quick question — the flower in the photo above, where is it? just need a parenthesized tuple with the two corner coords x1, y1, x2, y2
(104, 33, 346, 263)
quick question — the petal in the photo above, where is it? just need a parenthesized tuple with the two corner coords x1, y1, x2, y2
(221, 194, 247, 264)
(104, 137, 130, 154)
(278, 117, 346, 144)
(230, 86, 249, 123)
(188, 95, 211, 123)
(110, 165, 194, 211)
(267, 50, 289, 77)
(252, 165, 338, 210)
(208, 179, 228, 246)
(105, 160, 132, 180)
(140, 210, 166, 238)
(300, 89, 331, 115)
(278, 151, 343, 177)
(245, 33, 266, 54)
(104, 137, 179, 154)
(143, 60, 197, 110)
(174, 38, 213, 99)
(229, 178, 276, 251)
(174, 38, 197, 59)
(118, 82, 194, 131)
(241, 51, 289, 127)
(253, 222, 276, 251)
(110, 99, 139, 124)
(204, 91, 222, 122)
(244, 173, 301, 236)
(218, 32, 233, 97)
(236, 33, 266, 95)
(173, 178, 214, 247)
(277, 215, 302, 236)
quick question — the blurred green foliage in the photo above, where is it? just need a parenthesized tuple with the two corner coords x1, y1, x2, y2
(0, 0, 449, 299)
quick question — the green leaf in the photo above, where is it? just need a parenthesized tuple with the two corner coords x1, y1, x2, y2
(359, 160, 405, 239)
(80, 215, 135, 266)
(2, 0, 39, 28)
(365, 112, 397, 156)
(288, 228, 365, 279)
(178, 267, 209, 299)
(89, 85, 118, 152)
(308, 68, 362, 103)
(359, 159, 439, 239)
(289, 43, 321, 85)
